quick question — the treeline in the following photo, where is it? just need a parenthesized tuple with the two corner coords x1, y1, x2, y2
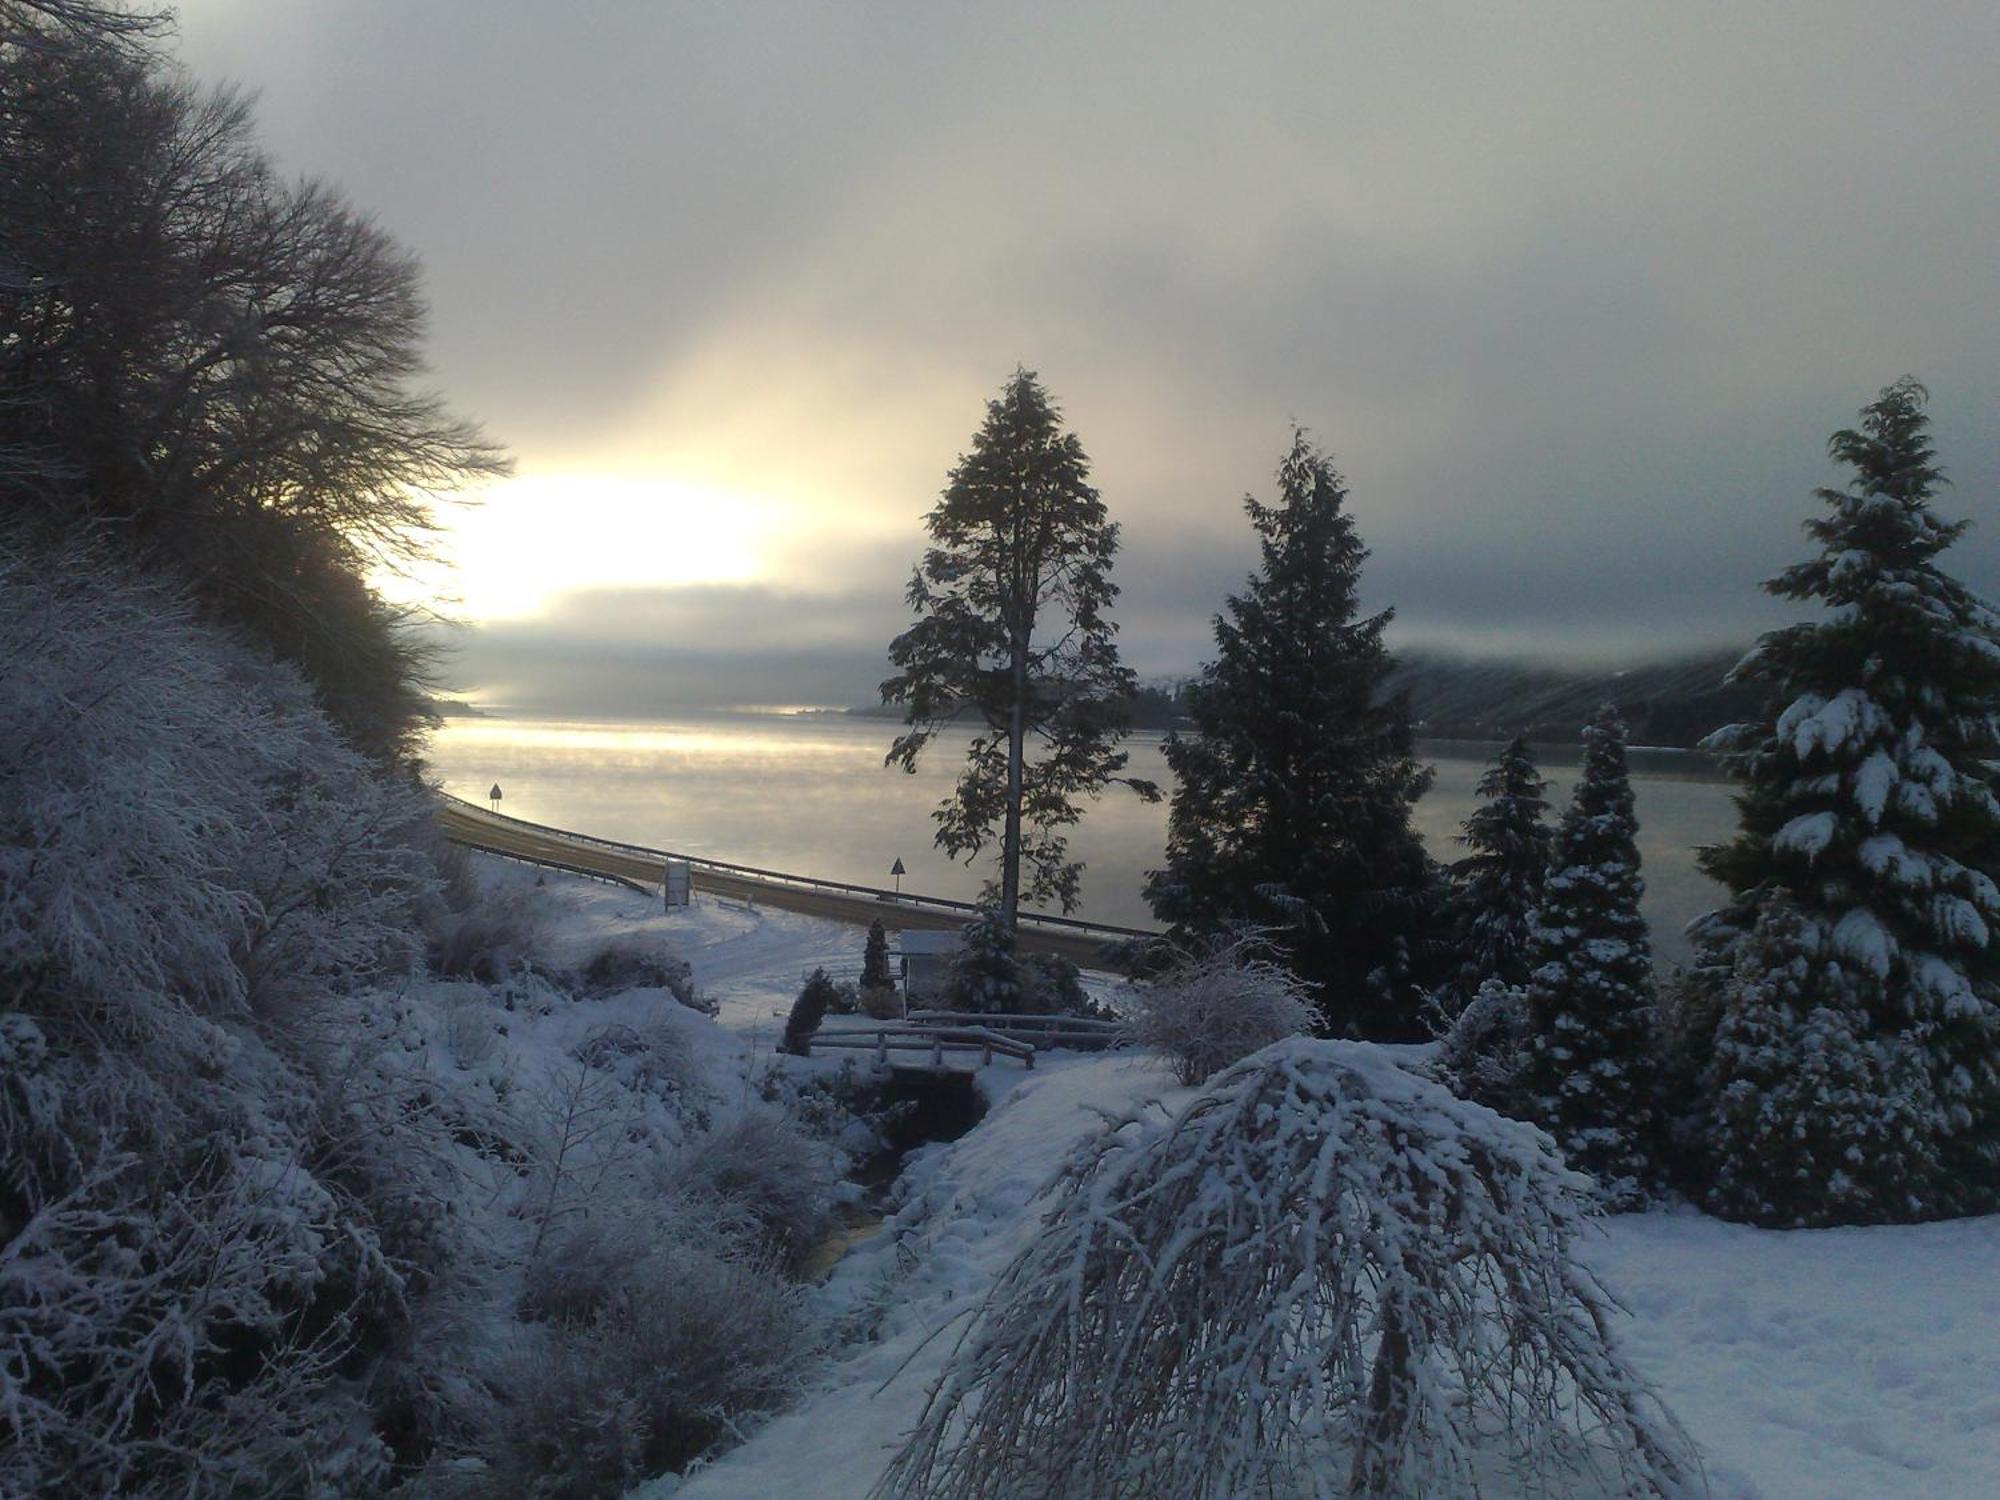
(881, 365, 2000, 1235)
(0, 0, 503, 763)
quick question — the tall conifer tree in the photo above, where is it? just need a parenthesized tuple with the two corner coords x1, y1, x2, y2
(1519, 705, 1658, 1206)
(884, 369, 1154, 924)
(1145, 432, 1433, 1038)
(1440, 737, 1553, 1011)
(1692, 377, 2000, 1218)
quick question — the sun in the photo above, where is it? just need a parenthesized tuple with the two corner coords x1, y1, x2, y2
(381, 472, 770, 621)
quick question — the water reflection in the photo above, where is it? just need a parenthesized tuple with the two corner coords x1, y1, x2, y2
(428, 714, 1736, 963)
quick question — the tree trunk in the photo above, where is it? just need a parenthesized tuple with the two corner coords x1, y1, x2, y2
(1001, 628, 1026, 929)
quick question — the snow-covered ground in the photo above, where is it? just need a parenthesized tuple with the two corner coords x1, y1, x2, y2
(507, 864, 2000, 1499)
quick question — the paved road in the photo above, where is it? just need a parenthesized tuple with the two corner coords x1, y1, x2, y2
(436, 802, 1146, 969)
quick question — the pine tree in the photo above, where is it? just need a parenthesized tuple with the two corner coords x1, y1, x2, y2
(1518, 705, 1658, 1207)
(1440, 737, 1553, 1012)
(781, 969, 840, 1055)
(1699, 895, 1940, 1226)
(862, 919, 894, 991)
(1692, 377, 2000, 1218)
(883, 369, 1155, 923)
(944, 909, 1021, 1014)
(1144, 432, 1434, 1038)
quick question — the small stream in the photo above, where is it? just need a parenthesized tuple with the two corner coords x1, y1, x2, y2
(801, 1067, 988, 1282)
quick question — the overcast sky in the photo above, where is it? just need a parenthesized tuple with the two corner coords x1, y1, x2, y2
(174, 0, 2000, 713)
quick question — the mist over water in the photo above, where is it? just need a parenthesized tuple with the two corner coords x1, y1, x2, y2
(428, 713, 1734, 962)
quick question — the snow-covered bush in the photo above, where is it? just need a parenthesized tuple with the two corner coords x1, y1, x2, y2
(670, 1103, 836, 1271)
(941, 910, 1095, 1015)
(880, 1040, 1700, 1500)
(493, 1236, 815, 1494)
(573, 1017, 706, 1108)
(942, 908, 1022, 1012)
(0, 534, 442, 1494)
(576, 931, 702, 1010)
(1120, 938, 1314, 1085)
(1437, 974, 1532, 1109)
(427, 880, 551, 983)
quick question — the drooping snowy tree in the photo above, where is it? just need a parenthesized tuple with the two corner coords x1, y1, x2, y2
(1518, 705, 1659, 1207)
(1439, 737, 1553, 1011)
(1144, 432, 1435, 1038)
(879, 1040, 1699, 1499)
(1692, 377, 2000, 1218)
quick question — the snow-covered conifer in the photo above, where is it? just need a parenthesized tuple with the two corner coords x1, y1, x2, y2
(1518, 705, 1660, 1207)
(1439, 736, 1553, 1014)
(1145, 432, 1434, 1038)
(943, 908, 1022, 1014)
(1699, 895, 1940, 1226)
(1693, 378, 2000, 1218)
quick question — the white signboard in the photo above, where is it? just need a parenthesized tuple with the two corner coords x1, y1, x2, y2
(663, 859, 691, 909)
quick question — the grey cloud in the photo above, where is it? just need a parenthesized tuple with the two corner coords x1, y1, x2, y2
(176, 0, 2000, 691)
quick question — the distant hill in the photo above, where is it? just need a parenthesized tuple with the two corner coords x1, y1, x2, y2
(1390, 647, 1762, 748)
(848, 648, 1766, 748)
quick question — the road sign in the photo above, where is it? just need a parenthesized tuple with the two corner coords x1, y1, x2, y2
(891, 856, 906, 894)
(488, 784, 503, 812)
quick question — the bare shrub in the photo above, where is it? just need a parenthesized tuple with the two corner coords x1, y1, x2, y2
(671, 1104, 835, 1271)
(492, 1238, 816, 1495)
(573, 1017, 704, 1106)
(576, 933, 702, 1010)
(443, 994, 501, 1070)
(880, 1039, 1702, 1500)
(428, 884, 549, 983)
(519, 1218, 650, 1328)
(1121, 937, 1314, 1085)
(518, 1062, 646, 1261)
(859, 980, 906, 1020)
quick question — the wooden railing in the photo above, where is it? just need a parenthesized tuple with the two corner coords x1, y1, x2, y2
(803, 1023, 1037, 1069)
(906, 1010, 1128, 1052)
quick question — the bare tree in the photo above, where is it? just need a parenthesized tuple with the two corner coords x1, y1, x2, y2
(0, 8, 505, 757)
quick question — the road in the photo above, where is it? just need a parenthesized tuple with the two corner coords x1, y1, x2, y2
(435, 801, 1152, 969)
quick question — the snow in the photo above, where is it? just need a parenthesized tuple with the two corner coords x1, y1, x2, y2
(1774, 811, 1838, 861)
(1587, 1211, 2000, 1500)
(488, 868, 2000, 1500)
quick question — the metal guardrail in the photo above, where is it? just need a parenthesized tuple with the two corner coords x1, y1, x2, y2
(463, 843, 654, 895)
(438, 793, 1162, 946)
